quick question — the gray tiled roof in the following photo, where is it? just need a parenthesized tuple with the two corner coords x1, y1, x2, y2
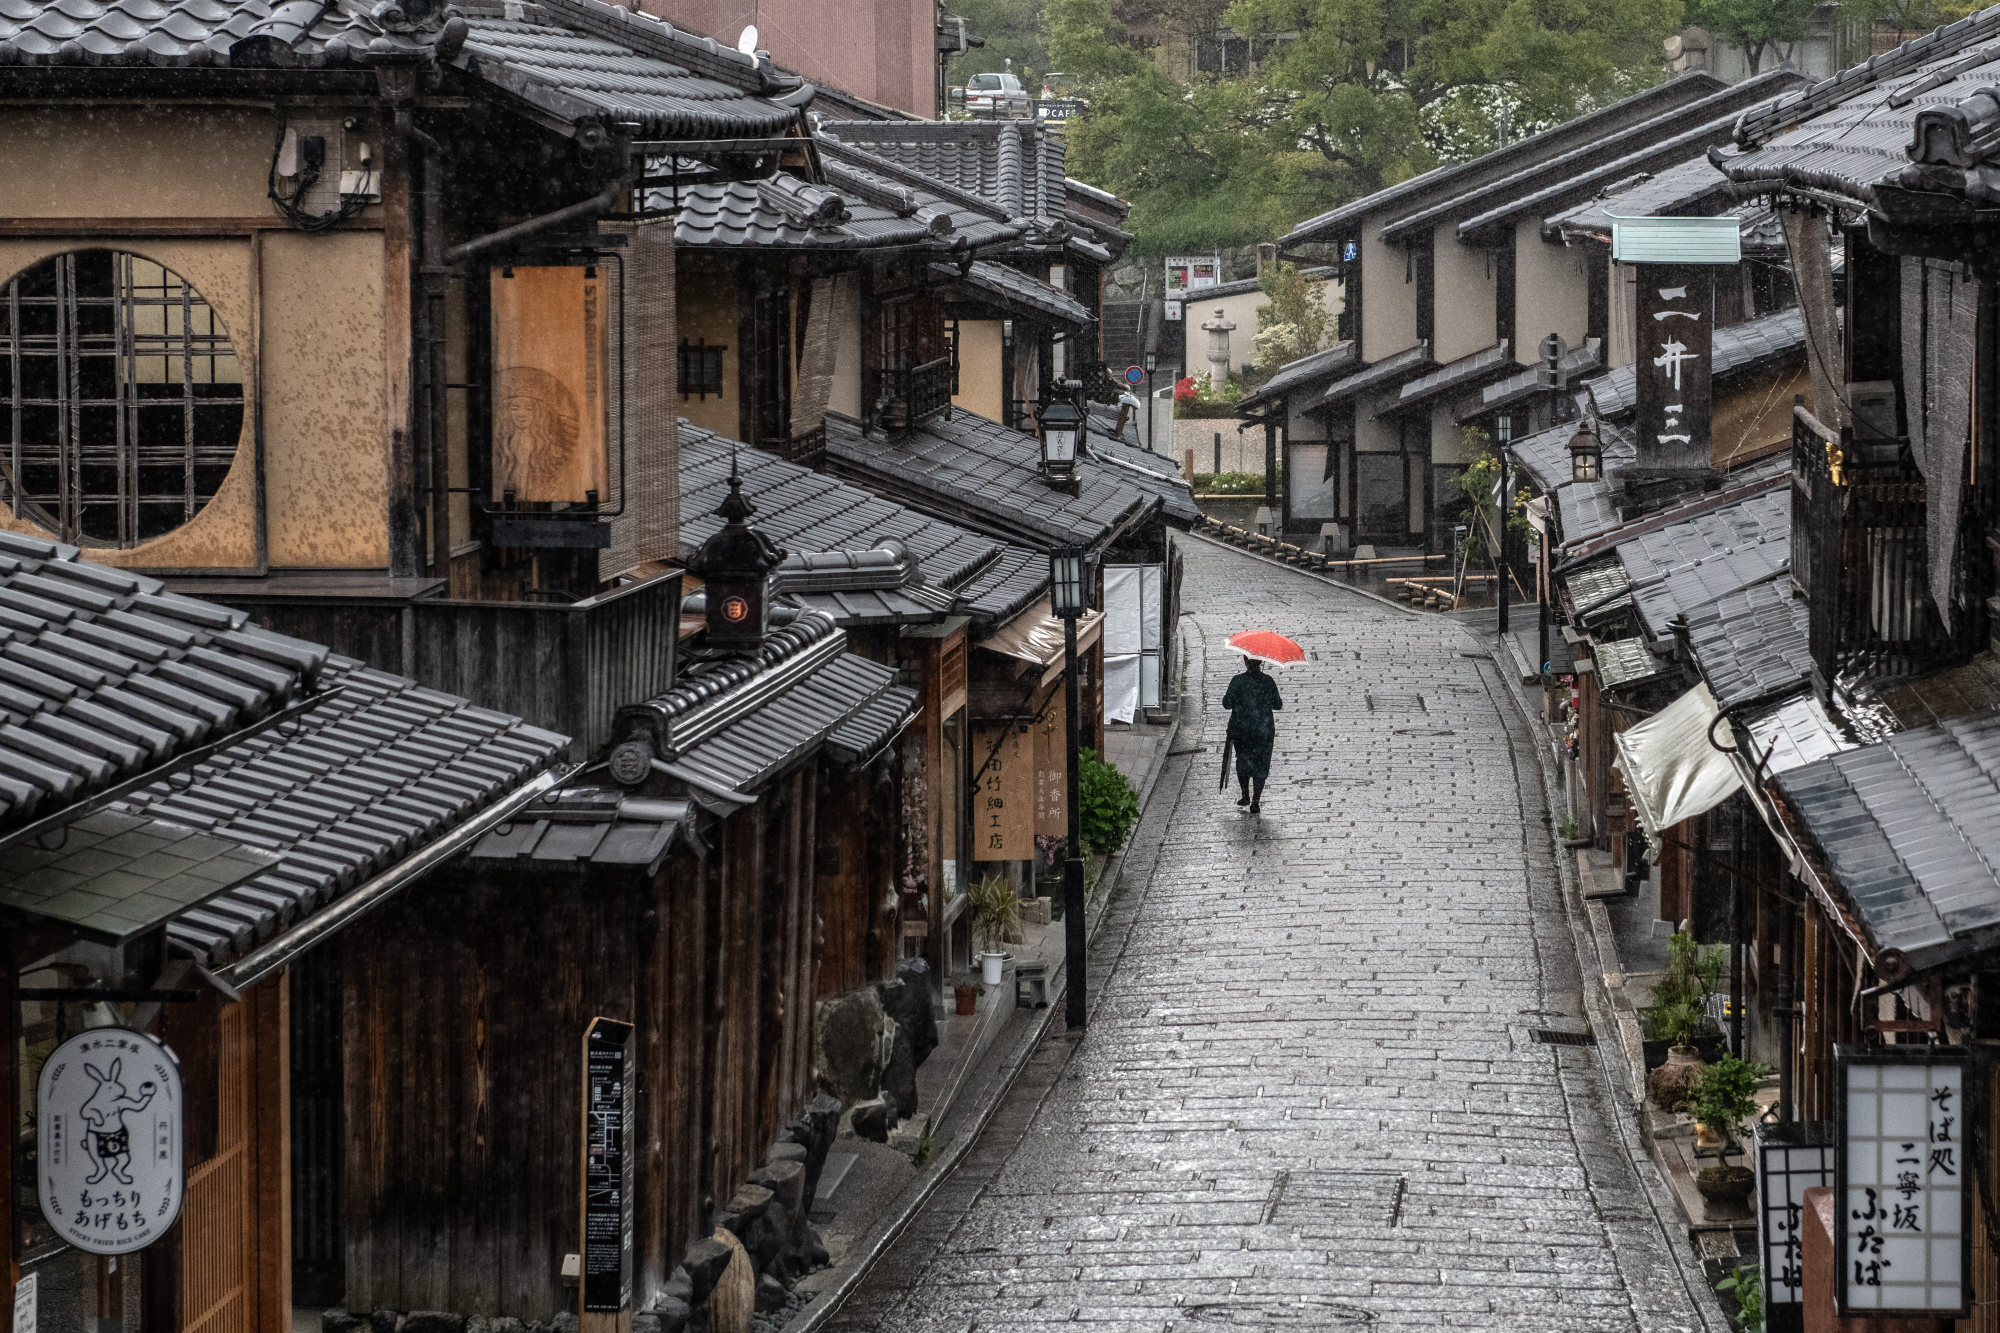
(953, 545, 1050, 624)
(1545, 154, 1740, 234)
(123, 655, 567, 964)
(0, 0, 811, 141)
(0, 529, 326, 835)
(825, 684, 920, 766)
(938, 260, 1092, 326)
(1508, 416, 1637, 494)
(1619, 485, 1791, 638)
(1775, 708, 2000, 971)
(1239, 341, 1361, 411)
(1086, 436, 1201, 528)
(622, 609, 913, 795)
(1460, 339, 1603, 423)
(1321, 342, 1434, 408)
(1722, 11, 2000, 205)
(1446, 68, 1810, 245)
(1584, 307, 1807, 420)
(1281, 72, 1730, 246)
(466, 788, 691, 874)
(671, 175, 936, 251)
(1562, 562, 1633, 618)
(1558, 482, 1627, 548)
(1593, 636, 1671, 690)
(820, 144, 1026, 253)
(1387, 341, 1513, 416)
(0, 807, 277, 941)
(1684, 579, 1813, 710)
(816, 118, 1068, 222)
(680, 422, 1000, 593)
(822, 410, 1156, 550)
(1748, 694, 1853, 776)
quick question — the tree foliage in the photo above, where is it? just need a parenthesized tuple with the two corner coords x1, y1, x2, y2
(1050, 0, 1683, 252)
(1685, 0, 1815, 73)
(1252, 263, 1334, 374)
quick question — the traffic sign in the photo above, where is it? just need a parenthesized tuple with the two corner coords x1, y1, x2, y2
(1124, 365, 1144, 386)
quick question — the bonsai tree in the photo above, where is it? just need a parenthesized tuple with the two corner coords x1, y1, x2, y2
(967, 873, 1021, 957)
(1692, 1054, 1771, 1147)
(1691, 1055, 1772, 1207)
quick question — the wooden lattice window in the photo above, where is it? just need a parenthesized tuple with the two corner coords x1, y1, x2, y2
(0, 250, 244, 547)
(678, 338, 726, 400)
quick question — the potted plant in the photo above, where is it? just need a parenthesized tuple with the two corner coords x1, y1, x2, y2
(1642, 932, 1726, 1108)
(1691, 1054, 1770, 1207)
(968, 874, 1020, 988)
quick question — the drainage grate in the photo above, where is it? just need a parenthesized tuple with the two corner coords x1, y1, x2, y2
(1185, 1299, 1374, 1325)
(1529, 1028, 1597, 1046)
(1365, 691, 1426, 713)
(1263, 1169, 1405, 1229)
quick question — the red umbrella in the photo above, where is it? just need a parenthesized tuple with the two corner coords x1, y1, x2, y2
(1227, 630, 1305, 665)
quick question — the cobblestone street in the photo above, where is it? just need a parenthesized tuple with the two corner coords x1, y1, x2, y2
(824, 538, 1712, 1332)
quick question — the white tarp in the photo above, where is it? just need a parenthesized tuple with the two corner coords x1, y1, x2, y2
(1103, 564, 1165, 723)
(978, 607, 1103, 670)
(1612, 682, 1743, 850)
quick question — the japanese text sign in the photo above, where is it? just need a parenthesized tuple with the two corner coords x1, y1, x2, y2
(581, 1018, 635, 1314)
(1633, 265, 1712, 473)
(1756, 1121, 1833, 1309)
(1034, 697, 1068, 837)
(37, 1028, 183, 1255)
(973, 724, 1034, 860)
(1837, 1045, 1971, 1317)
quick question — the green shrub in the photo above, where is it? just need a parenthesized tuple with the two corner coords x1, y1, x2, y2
(1717, 1264, 1764, 1333)
(1192, 471, 1269, 495)
(1693, 1054, 1771, 1140)
(1078, 747, 1140, 855)
(967, 873, 1022, 954)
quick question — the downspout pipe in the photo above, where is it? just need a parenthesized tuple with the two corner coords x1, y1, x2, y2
(445, 179, 628, 266)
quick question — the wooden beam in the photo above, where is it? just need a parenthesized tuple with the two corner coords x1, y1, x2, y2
(253, 973, 294, 1331)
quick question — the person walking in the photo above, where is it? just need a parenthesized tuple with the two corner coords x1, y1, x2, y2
(1221, 656, 1283, 813)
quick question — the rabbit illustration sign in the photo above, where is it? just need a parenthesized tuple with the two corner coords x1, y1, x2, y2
(37, 1027, 184, 1254)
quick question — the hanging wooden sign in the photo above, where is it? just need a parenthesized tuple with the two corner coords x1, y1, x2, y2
(972, 723, 1033, 860)
(37, 1027, 183, 1255)
(491, 265, 610, 503)
(580, 1017, 635, 1316)
(1633, 265, 1713, 474)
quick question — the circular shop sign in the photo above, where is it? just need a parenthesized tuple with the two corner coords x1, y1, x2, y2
(38, 1027, 184, 1254)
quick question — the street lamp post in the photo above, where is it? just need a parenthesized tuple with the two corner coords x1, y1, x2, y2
(1049, 546, 1090, 1030)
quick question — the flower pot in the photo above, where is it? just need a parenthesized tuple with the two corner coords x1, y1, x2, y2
(954, 984, 978, 1016)
(1666, 1045, 1704, 1067)
(981, 952, 1007, 987)
(1695, 1164, 1756, 1207)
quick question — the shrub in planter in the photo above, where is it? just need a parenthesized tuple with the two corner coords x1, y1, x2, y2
(1078, 748, 1139, 855)
(1696, 1164, 1756, 1207)
(966, 874, 1021, 956)
(1692, 1053, 1771, 1147)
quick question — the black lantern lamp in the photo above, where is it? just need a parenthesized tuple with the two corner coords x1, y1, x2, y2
(1039, 396, 1084, 482)
(1569, 424, 1603, 484)
(689, 454, 785, 650)
(1049, 545, 1088, 618)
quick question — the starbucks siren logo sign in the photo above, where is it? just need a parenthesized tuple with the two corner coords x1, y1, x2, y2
(38, 1027, 184, 1254)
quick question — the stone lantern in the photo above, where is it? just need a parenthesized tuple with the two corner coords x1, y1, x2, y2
(1201, 307, 1236, 392)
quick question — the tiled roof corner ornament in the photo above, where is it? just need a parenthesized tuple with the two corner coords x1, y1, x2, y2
(689, 451, 787, 652)
(1908, 86, 2000, 168)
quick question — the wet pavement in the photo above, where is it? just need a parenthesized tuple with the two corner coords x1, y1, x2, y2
(822, 539, 1709, 1332)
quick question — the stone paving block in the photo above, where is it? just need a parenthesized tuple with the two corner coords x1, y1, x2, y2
(822, 541, 1708, 1333)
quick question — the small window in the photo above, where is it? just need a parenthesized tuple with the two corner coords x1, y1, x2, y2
(967, 74, 1000, 90)
(0, 250, 244, 547)
(678, 339, 726, 400)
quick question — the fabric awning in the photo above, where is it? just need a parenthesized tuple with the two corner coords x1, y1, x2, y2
(1612, 683, 1744, 850)
(977, 607, 1105, 674)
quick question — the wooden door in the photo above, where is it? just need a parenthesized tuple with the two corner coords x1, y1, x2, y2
(182, 1002, 253, 1333)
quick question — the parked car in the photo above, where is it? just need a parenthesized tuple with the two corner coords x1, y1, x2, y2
(963, 71, 1030, 118)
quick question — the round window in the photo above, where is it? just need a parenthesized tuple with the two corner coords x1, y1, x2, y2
(0, 250, 244, 547)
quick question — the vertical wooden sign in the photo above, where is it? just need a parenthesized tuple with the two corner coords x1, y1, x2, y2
(580, 1017, 634, 1325)
(972, 724, 1034, 860)
(492, 266, 610, 502)
(1034, 694, 1068, 838)
(1633, 264, 1713, 473)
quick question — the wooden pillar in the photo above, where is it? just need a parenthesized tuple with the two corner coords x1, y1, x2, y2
(252, 975, 293, 1331)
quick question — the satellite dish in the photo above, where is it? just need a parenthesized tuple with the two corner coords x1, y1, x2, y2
(737, 24, 759, 54)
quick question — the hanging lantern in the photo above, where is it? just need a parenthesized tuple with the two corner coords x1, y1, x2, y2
(1039, 396, 1083, 482)
(1569, 425, 1603, 484)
